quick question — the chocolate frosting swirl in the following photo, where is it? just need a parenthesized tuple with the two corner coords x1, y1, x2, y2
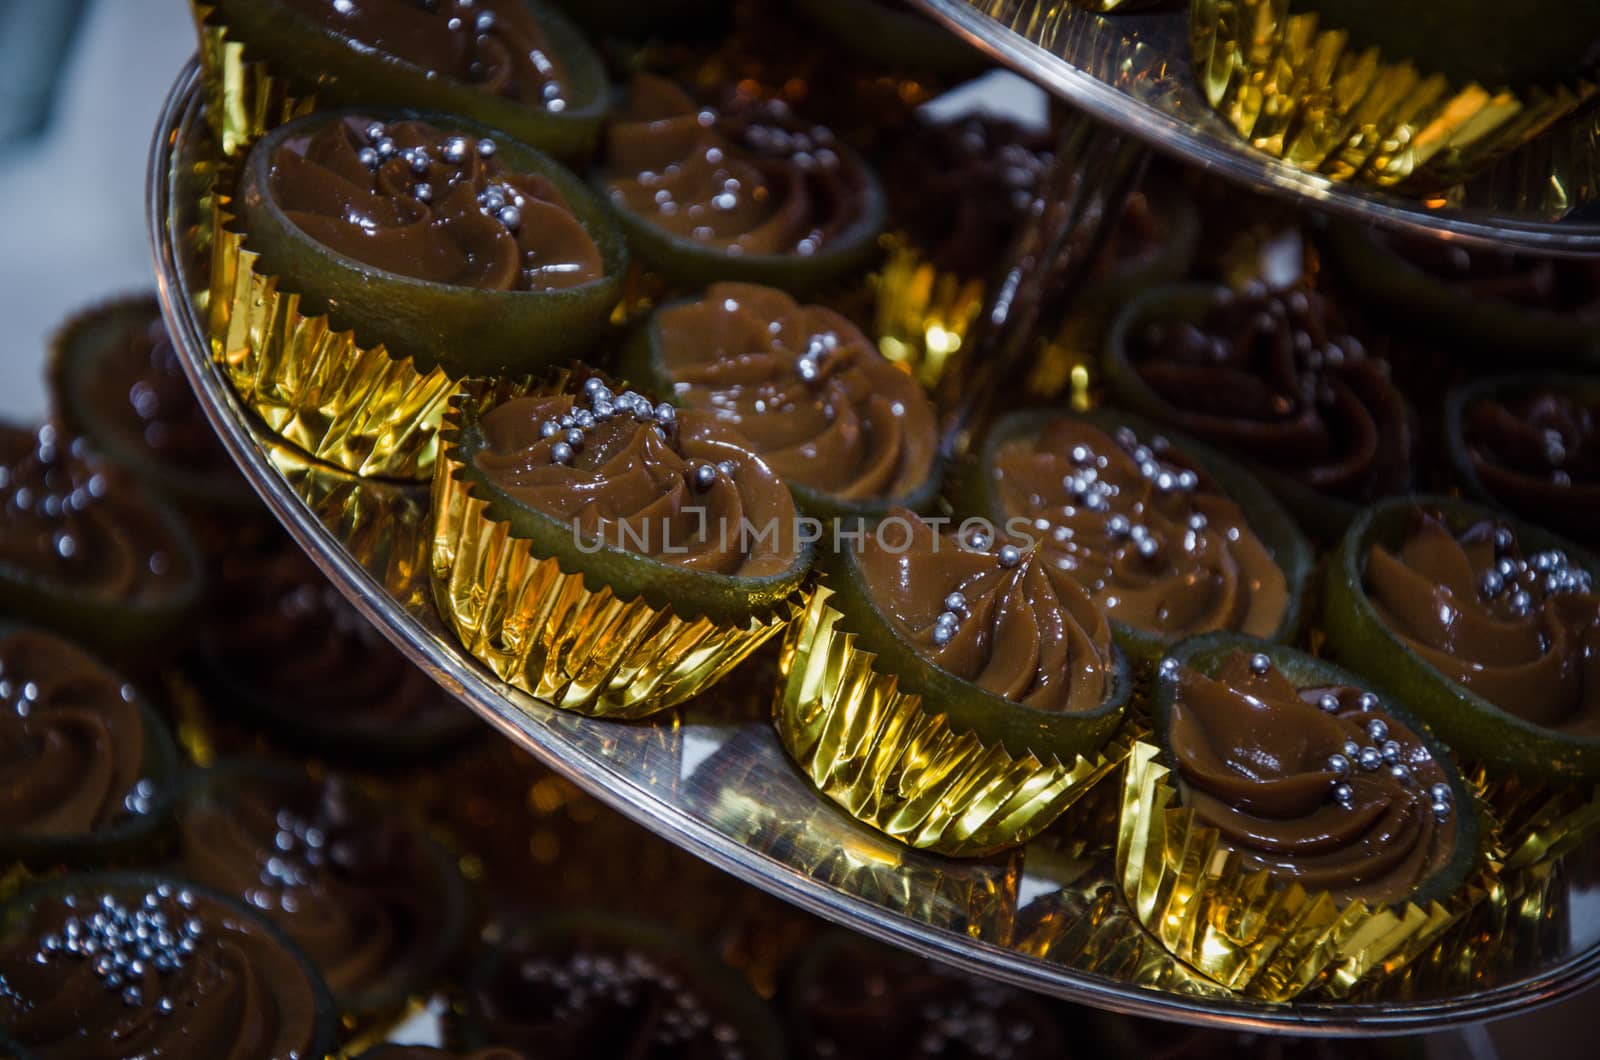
(269, 117, 603, 290)
(1462, 387, 1600, 540)
(1171, 652, 1459, 905)
(1366, 510, 1600, 734)
(990, 419, 1289, 640)
(277, 0, 570, 108)
(203, 540, 474, 741)
(881, 114, 1051, 278)
(856, 509, 1115, 713)
(77, 313, 234, 476)
(179, 772, 457, 1001)
(655, 283, 937, 503)
(474, 386, 801, 577)
(1386, 233, 1600, 316)
(604, 74, 870, 256)
(471, 930, 752, 1059)
(0, 424, 194, 604)
(0, 631, 152, 839)
(0, 881, 324, 1059)
(1130, 286, 1411, 502)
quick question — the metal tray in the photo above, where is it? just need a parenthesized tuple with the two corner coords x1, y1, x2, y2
(913, 0, 1600, 256)
(150, 60, 1600, 1034)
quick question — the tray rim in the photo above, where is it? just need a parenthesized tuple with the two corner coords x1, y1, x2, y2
(148, 58, 1600, 1035)
(911, 0, 1600, 258)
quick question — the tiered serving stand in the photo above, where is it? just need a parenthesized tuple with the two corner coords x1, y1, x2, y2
(151, 0, 1600, 1037)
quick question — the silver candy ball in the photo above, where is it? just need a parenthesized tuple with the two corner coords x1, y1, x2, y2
(1367, 718, 1389, 743)
(1358, 747, 1383, 771)
(693, 464, 717, 491)
(1248, 653, 1271, 675)
(997, 544, 1022, 568)
(550, 442, 574, 465)
(1327, 753, 1350, 775)
(1317, 692, 1340, 713)
(944, 592, 967, 614)
(1429, 782, 1452, 803)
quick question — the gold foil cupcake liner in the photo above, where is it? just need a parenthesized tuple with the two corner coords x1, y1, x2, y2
(1466, 766, 1600, 874)
(192, 2, 317, 157)
(1191, 0, 1597, 190)
(208, 205, 456, 482)
(430, 401, 803, 721)
(871, 241, 986, 390)
(773, 586, 1138, 858)
(1117, 740, 1483, 1000)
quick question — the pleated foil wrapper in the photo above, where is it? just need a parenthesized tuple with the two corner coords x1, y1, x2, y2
(1116, 740, 1496, 1001)
(430, 379, 804, 720)
(871, 242, 987, 390)
(1191, 0, 1596, 190)
(773, 586, 1139, 858)
(208, 208, 457, 482)
(192, 2, 317, 157)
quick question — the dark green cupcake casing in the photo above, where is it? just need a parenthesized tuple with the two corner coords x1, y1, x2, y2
(1443, 373, 1600, 541)
(233, 109, 629, 378)
(1323, 220, 1600, 366)
(198, 0, 610, 161)
(820, 529, 1134, 765)
(0, 871, 339, 1060)
(445, 377, 813, 628)
(955, 406, 1314, 666)
(618, 303, 944, 523)
(1323, 495, 1600, 785)
(0, 438, 204, 657)
(462, 910, 784, 1059)
(596, 148, 887, 298)
(790, 0, 987, 77)
(1102, 282, 1414, 539)
(0, 625, 181, 869)
(175, 761, 473, 1016)
(1149, 632, 1482, 911)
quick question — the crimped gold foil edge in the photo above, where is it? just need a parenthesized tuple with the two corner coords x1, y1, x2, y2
(207, 190, 456, 481)
(871, 240, 987, 390)
(192, 2, 318, 157)
(1116, 740, 1490, 1000)
(773, 586, 1137, 858)
(1191, 0, 1597, 190)
(429, 401, 802, 720)
(1464, 764, 1600, 873)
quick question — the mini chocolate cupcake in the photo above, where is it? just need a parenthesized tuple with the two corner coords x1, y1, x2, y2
(216, 111, 628, 478)
(195, 0, 608, 159)
(1192, 0, 1600, 188)
(959, 409, 1311, 663)
(0, 627, 179, 867)
(1121, 638, 1480, 998)
(195, 535, 482, 762)
(431, 371, 811, 718)
(1105, 282, 1412, 534)
(1447, 375, 1600, 543)
(0, 871, 337, 1059)
(599, 74, 886, 295)
(49, 296, 254, 513)
(625, 282, 941, 520)
(782, 931, 1067, 1059)
(776, 507, 1133, 855)
(175, 763, 471, 1017)
(0, 422, 203, 655)
(1325, 222, 1600, 364)
(1324, 499, 1600, 785)
(463, 911, 784, 1058)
